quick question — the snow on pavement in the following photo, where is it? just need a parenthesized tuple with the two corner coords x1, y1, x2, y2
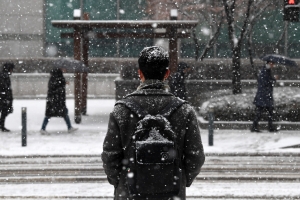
(1, 99, 300, 198)
(1, 99, 300, 155)
(0, 182, 300, 197)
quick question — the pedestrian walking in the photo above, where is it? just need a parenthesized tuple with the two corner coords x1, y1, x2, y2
(169, 62, 191, 100)
(40, 68, 78, 135)
(101, 46, 205, 200)
(0, 63, 14, 132)
(251, 61, 279, 132)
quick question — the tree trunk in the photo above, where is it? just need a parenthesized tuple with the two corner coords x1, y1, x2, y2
(192, 28, 200, 61)
(232, 48, 242, 94)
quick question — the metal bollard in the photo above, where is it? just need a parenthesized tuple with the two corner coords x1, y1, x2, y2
(208, 106, 214, 146)
(22, 107, 27, 147)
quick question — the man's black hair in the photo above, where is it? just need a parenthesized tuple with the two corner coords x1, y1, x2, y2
(138, 46, 169, 80)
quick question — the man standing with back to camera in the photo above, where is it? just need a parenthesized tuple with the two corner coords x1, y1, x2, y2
(101, 46, 205, 200)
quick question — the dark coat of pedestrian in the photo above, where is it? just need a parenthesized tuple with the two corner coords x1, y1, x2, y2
(251, 62, 278, 132)
(169, 62, 190, 100)
(253, 65, 276, 107)
(0, 63, 14, 132)
(46, 68, 67, 117)
(40, 68, 77, 135)
(101, 46, 205, 200)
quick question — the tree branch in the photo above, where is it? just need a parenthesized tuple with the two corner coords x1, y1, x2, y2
(192, 28, 200, 61)
(246, 23, 257, 79)
(223, 0, 236, 50)
(275, 24, 287, 52)
(237, 0, 253, 48)
(199, 20, 223, 61)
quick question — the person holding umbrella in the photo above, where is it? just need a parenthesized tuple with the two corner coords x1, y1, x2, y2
(40, 68, 78, 135)
(251, 61, 279, 132)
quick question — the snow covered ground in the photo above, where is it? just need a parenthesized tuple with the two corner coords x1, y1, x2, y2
(1, 99, 300, 198)
(1, 182, 300, 199)
(1, 99, 300, 155)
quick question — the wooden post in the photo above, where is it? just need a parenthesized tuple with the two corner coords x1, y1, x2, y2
(82, 13, 90, 115)
(74, 26, 82, 124)
(21, 107, 27, 147)
(169, 30, 178, 74)
(82, 39, 88, 115)
(169, 9, 178, 74)
(208, 106, 214, 146)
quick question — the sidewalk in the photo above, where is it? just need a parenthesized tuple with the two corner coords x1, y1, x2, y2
(1, 99, 300, 156)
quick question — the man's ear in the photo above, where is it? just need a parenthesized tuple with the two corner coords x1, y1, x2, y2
(163, 69, 170, 80)
(138, 69, 145, 82)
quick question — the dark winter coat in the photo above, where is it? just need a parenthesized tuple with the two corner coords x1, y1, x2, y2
(253, 66, 276, 107)
(45, 68, 67, 117)
(0, 72, 13, 114)
(169, 63, 189, 100)
(169, 71, 186, 100)
(101, 80, 205, 200)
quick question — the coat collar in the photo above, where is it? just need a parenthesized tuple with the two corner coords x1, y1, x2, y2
(127, 79, 173, 97)
(137, 79, 169, 90)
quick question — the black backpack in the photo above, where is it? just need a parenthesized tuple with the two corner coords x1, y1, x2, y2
(116, 97, 186, 198)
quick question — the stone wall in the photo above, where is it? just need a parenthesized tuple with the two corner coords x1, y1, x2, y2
(0, 57, 138, 73)
(4, 57, 300, 106)
(2, 57, 300, 79)
(11, 73, 119, 99)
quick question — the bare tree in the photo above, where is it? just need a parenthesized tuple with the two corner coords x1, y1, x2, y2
(174, 0, 225, 60)
(179, 0, 277, 94)
(145, 0, 280, 94)
(221, 0, 279, 94)
(145, 0, 225, 61)
(198, 20, 223, 61)
(246, 1, 273, 79)
(222, 0, 254, 94)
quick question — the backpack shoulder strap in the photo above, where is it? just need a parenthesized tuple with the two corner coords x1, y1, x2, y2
(116, 97, 186, 118)
(159, 97, 186, 118)
(115, 98, 147, 118)
(115, 98, 147, 152)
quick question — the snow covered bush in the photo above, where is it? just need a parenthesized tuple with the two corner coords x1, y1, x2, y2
(199, 87, 300, 122)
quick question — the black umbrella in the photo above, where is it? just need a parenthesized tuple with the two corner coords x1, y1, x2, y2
(261, 54, 299, 68)
(52, 58, 88, 73)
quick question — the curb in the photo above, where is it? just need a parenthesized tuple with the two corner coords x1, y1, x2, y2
(198, 116, 300, 130)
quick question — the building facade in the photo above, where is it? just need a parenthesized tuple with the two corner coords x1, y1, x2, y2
(1, 0, 299, 59)
(0, 0, 44, 58)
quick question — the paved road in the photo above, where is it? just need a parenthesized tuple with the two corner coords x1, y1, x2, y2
(0, 153, 299, 199)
